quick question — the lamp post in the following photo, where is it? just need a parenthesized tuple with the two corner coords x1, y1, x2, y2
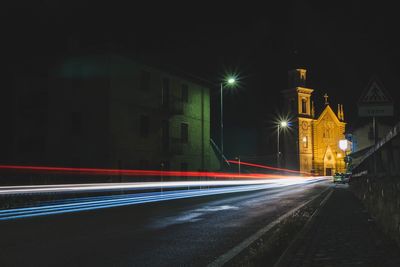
(220, 77, 236, 169)
(235, 156, 241, 175)
(160, 162, 164, 193)
(277, 120, 288, 168)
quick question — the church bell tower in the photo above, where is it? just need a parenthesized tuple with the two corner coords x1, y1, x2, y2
(281, 69, 314, 173)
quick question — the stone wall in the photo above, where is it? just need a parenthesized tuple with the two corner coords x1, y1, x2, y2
(350, 175, 400, 247)
(350, 120, 400, 246)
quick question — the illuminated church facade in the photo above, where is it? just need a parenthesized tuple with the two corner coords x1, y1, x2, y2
(281, 69, 347, 176)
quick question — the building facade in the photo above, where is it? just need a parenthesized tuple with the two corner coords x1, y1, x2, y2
(281, 69, 348, 175)
(8, 54, 220, 172)
(348, 122, 392, 153)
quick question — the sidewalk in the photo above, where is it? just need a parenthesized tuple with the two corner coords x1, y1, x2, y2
(276, 185, 400, 267)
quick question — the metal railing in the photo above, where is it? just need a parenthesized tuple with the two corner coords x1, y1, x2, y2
(352, 120, 400, 176)
(210, 138, 230, 167)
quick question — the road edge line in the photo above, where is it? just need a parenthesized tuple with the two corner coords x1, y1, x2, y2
(207, 186, 332, 267)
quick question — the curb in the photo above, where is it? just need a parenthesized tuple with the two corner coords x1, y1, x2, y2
(207, 186, 332, 267)
(273, 188, 334, 267)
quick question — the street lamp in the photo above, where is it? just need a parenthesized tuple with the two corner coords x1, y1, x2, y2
(220, 76, 237, 169)
(277, 120, 289, 168)
(235, 156, 241, 175)
(227, 78, 235, 85)
(339, 139, 348, 151)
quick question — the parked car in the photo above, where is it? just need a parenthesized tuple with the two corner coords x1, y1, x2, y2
(333, 172, 344, 183)
(333, 172, 350, 184)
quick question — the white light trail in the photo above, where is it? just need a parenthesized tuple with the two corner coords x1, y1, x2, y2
(0, 177, 328, 196)
(0, 177, 330, 221)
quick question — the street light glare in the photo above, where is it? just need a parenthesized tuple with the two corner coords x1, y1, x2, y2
(227, 78, 236, 85)
(339, 139, 348, 151)
(280, 121, 288, 127)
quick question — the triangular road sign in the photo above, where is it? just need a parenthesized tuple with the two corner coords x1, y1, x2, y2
(358, 76, 392, 104)
(358, 76, 393, 117)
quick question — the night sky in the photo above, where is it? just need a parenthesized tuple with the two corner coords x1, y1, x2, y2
(3, 1, 400, 158)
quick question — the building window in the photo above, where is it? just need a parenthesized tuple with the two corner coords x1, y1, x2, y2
(181, 162, 188, 171)
(163, 78, 170, 89)
(301, 98, 307, 114)
(71, 111, 82, 134)
(302, 136, 308, 148)
(140, 70, 150, 91)
(181, 84, 188, 102)
(140, 115, 149, 137)
(162, 78, 170, 106)
(181, 123, 188, 143)
(161, 120, 169, 152)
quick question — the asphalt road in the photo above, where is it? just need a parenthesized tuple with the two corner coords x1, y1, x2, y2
(0, 180, 331, 267)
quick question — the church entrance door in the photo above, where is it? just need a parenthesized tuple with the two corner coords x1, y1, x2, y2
(323, 146, 336, 176)
(326, 168, 332, 176)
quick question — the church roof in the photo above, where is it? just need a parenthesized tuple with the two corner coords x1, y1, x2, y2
(315, 104, 344, 125)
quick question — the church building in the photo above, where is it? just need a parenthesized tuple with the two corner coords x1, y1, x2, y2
(281, 69, 347, 176)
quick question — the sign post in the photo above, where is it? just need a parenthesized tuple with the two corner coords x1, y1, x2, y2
(358, 77, 393, 144)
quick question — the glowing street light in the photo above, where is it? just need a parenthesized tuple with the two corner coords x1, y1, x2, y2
(227, 77, 236, 85)
(220, 76, 237, 169)
(339, 139, 348, 151)
(339, 139, 348, 172)
(277, 120, 289, 168)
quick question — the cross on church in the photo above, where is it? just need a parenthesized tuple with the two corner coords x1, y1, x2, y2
(324, 93, 329, 105)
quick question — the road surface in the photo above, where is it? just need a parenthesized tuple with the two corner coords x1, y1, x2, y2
(0, 179, 331, 266)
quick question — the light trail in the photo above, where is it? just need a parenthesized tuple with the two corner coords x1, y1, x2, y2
(0, 162, 328, 221)
(0, 177, 327, 196)
(227, 160, 313, 175)
(0, 164, 304, 179)
(0, 177, 329, 221)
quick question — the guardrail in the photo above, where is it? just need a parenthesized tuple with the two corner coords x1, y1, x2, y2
(352, 121, 400, 176)
(210, 138, 230, 168)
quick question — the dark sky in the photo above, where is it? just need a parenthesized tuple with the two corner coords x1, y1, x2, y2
(4, 1, 400, 144)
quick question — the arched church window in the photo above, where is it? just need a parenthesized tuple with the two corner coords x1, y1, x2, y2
(324, 128, 331, 138)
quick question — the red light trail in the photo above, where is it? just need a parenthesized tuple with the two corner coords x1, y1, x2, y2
(226, 160, 313, 176)
(0, 164, 303, 179)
